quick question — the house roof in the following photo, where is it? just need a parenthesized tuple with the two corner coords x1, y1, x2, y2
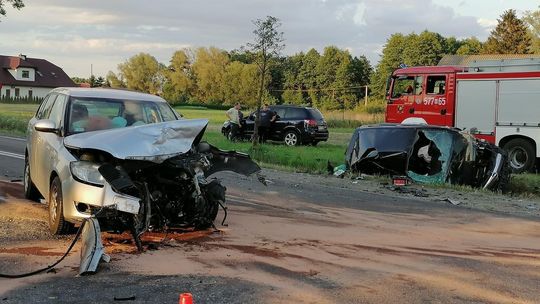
(0, 55, 76, 88)
(439, 54, 540, 66)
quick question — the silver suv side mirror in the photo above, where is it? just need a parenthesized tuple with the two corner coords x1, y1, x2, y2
(34, 119, 58, 133)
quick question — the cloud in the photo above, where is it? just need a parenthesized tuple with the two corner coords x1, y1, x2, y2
(478, 18, 498, 29)
(136, 25, 182, 32)
(0, 0, 492, 76)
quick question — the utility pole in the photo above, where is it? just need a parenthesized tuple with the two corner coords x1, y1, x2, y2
(364, 85, 368, 106)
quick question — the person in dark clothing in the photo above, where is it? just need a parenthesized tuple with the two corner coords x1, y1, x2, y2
(258, 104, 276, 143)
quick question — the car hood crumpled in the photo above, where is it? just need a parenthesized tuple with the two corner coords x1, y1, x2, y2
(64, 119, 209, 163)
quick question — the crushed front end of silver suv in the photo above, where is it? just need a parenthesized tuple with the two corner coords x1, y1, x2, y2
(346, 124, 510, 191)
(64, 119, 263, 274)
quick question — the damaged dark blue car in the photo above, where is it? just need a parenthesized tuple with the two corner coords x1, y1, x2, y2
(346, 124, 510, 191)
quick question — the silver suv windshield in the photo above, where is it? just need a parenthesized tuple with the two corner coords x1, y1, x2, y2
(68, 97, 178, 134)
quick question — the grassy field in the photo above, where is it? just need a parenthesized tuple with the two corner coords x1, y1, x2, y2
(0, 104, 38, 136)
(203, 131, 346, 173)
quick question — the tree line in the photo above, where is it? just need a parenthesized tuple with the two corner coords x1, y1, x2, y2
(79, 8, 538, 109)
(103, 46, 372, 110)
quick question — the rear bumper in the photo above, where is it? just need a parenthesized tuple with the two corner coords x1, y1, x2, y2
(304, 129, 329, 142)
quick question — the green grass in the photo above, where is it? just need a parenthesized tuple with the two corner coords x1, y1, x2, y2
(0, 113, 29, 135)
(508, 174, 540, 198)
(0, 104, 37, 136)
(175, 106, 227, 125)
(0, 103, 38, 119)
(203, 130, 346, 174)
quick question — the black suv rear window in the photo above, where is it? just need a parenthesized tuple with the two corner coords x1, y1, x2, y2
(307, 108, 324, 120)
(284, 107, 307, 119)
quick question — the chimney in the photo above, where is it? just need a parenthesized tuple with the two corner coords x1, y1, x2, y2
(19, 54, 27, 61)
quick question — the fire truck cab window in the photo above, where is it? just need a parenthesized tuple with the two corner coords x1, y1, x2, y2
(426, 76, 446, 95)
(392, 76, 423, 98)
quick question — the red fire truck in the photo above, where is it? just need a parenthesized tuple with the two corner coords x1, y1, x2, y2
(385, 58, 540, 173)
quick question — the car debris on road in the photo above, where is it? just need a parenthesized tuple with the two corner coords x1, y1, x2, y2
(345, 124, 510, 191)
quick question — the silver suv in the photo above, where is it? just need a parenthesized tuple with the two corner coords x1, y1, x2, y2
(25, 88, 260, 237)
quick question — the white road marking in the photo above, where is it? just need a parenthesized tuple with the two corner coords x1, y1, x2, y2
(0, 150, 24, 160)
(0, 135, 26, 142)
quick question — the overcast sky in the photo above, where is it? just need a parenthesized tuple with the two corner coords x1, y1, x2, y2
(0, 0, 536, 77)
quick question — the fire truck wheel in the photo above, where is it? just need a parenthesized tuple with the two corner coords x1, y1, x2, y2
(503, 138, 535, 174)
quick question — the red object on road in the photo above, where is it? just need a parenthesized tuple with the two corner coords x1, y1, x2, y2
(392, 176, 410, 186)
(179, 293, 193, 304)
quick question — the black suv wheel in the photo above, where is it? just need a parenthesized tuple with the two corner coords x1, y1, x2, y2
(284, 131, 300, 146)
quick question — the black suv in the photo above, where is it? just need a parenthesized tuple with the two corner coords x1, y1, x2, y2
(221, 105, 329, 146)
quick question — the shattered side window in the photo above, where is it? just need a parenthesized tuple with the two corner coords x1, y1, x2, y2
(407, 130, 454, 184)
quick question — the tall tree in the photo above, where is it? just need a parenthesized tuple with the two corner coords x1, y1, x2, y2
(370, 33, 407, 98)
(444, 36, 461, 55)
(483, 9, 532, 54)
(403, 31, 446, 66)
(523, 7, 540, 54)
(247, 15, 285, 145)
(350, 55, 372, 100)
(456, 37, 483, 55)
(281, 52, 305, 105)
(163, 49, 193, 103)
(315, 46, 355, 109)
(0, 0, 23, 18)
(191, 47, 229, 104)
(117, 53, 162, 94)
(222, 61, 259, 106)
(298, 48, 321, 106)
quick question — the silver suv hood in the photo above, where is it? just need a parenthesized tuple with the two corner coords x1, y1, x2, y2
(64, 119, 209, 163)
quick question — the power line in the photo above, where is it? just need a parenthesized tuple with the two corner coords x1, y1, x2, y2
(269, 85, 369, 93)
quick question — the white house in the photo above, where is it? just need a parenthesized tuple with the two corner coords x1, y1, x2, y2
(0, 54, 76, 99)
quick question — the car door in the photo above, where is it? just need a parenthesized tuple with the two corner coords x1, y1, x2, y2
(33, 94, 67, 194)
(243, 111, 255, 138)
(270, 107, 287, 140)
(29, 94, 57, 194)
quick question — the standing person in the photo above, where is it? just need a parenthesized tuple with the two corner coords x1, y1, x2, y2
(226, 102, 242, 141)
(258, 104, 277, 143)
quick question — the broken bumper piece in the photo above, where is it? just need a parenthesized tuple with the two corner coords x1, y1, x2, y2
(79, 217, 110, 275)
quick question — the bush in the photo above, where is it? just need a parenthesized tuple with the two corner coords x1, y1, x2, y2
(364, 102, 386, 114)
(0, 96, 43, 104)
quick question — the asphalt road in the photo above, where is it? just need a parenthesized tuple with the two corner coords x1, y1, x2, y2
(0, 135, 25, 181)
